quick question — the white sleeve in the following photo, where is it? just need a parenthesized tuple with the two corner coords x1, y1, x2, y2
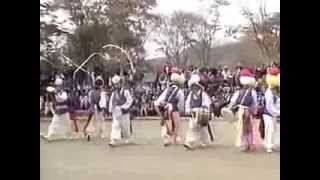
(251, 90, 258, 108)
(56, 92, 68, 101)
(120, 90, 133, 110)
(99, 92, 107, 108)
(177, 89, 185, 113)
(202, 92, 212, 110)
(109, 92, 114, 113)
(229, 90, 239, 107)
(154, 88, 168, 107)
(185, 93, 191, 114)
(265, 89, 280, 117)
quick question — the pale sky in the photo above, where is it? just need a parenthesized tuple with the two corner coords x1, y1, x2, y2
(40, 0, 280, 59)
(145, 0, 280, 59)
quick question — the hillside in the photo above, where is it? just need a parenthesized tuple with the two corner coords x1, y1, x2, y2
(145, 38, 264, 70)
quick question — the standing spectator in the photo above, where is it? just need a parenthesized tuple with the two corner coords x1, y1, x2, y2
(222, 66, 232, 80)
(80, 90, 89, 110)
(233, 65, 242, 89)
(140, 93, 148, 116)
(255, 67, 264, 80)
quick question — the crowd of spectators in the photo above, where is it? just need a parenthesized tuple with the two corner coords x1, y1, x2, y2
(40, 62, 280, 117)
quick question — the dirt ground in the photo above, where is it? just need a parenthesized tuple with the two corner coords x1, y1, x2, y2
(40, 120, 280, 180)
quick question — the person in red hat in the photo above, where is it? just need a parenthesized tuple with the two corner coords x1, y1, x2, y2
(262, 67, 280, 153)
(227, 68, 258, 152)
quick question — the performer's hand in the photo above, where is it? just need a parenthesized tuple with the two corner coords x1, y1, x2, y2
(120, 108, 129, 114)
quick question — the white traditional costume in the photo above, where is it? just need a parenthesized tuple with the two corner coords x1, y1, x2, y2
(183, 74, 213, 150)
(228, 69, 258, 151)
(85, 76, 108, 140)
(108, 75, 134, 146)
(154, 71, 185, 146)
(263, 67, 280, 153)
(41, 78, 71, 141)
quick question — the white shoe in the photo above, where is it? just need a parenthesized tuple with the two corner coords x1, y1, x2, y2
(266, 148, 273, 153)
(163, 139, 171, 147)
(100, 135, 107, 139)
(200, 143, 208, 148)
(125, 139, 134, 144)
(175, 136, 182, 143)
(183, 142, 194, 150)
(108, 140, 117, 147)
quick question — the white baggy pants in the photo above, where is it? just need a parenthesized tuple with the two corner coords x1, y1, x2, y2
(263, 114, 277, 150)
(234, 108, 244, 147)
(47, 113, 71, 139)
(86, 109, 108, 139)
(110, 112, 131, 141)
(184, 117, 211, 146)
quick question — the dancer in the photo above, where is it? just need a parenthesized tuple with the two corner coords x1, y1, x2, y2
(68, 90, 81, 139)
(183, 74, 213, 150)
(41, 78, 71, 141)
(83, 76, 108, 141)
(154, 69, 185, 146)
(108, 75, 134, 147)
(228, 68, 258, 152)
(263, 67, 280, 153)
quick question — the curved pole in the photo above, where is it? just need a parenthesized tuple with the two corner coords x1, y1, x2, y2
(72, 52, 113, 88)
(102, 44, 136, 74)
(61, 54, 91, 75)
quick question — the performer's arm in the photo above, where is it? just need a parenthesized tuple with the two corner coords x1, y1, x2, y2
(251, 89, 258, 114)
(154, 88, 168, 117)
(228, 90, 239, 108)
(108, 92, 114, 114)
(202, 92, 212, 110)
(120, 90, 133, 110)
(154, 88, 168, 107)
(185, 93, 191, 115)
(265, 89, 280, 117)
(177, 90, 185, 113)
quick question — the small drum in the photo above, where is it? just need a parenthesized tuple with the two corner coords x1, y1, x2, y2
(192, 108, 211, 126)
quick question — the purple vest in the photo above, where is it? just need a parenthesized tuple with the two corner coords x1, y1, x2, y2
(165, 85, 180, 111)
(114, 91, 127, 106)
(236, 89, 253, 107)
(190, 91, 202, 109)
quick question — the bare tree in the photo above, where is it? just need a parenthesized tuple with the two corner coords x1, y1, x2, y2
(242, 0, 280, 63)
(154, 11, 200, 67)
(190, 0, 230, 66)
